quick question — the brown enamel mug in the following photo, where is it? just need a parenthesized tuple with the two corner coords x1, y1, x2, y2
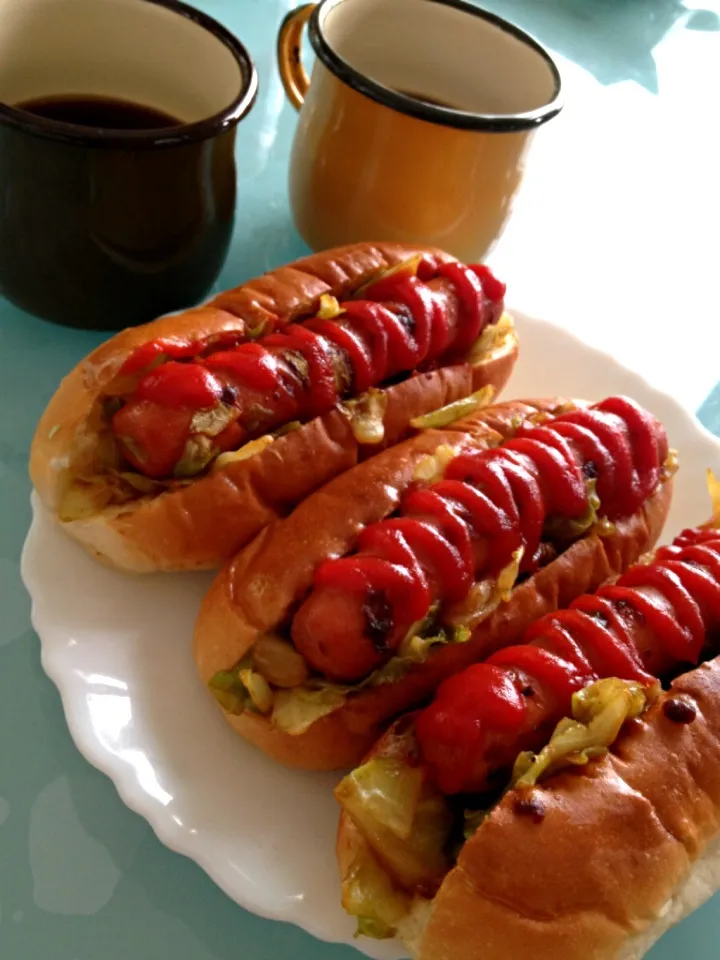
(278, 0, 562, 262)
(0, 0, 257, 329)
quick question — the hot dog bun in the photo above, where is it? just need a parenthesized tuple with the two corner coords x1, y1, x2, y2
(193, 397, 673, 771)
(337, 659, 720, 960)
(30, 242, 518, 573)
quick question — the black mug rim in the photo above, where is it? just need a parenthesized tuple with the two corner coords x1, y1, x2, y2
(0, 0, 258, 148)
(309, 0, 563, 132)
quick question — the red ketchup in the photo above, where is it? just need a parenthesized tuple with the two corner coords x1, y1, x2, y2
(110, 260, 506, 478)
(415, 665, 527, 795)
(290, 397, 668, 681)
(118, 331, 246, 376)
(415, 527, 720, 795)
(135, 363, 221, 408)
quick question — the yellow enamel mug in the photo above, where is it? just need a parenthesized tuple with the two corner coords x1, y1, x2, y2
(277, 0, 563, 261)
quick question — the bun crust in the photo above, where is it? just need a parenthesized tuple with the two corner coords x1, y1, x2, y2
(193, 399, 673, 771)
(29, 242, 517, 572)
(370, 658, 720, 960)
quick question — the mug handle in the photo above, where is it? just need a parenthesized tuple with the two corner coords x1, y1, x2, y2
(277, 3, 316, 110)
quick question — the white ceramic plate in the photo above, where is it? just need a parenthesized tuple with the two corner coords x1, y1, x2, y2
(21, 311, 720, 959)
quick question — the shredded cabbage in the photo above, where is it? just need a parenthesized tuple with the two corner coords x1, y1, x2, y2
(248, 320, 268, 340)
(58, 482, 114, 522)
(208, 657, 274, 716)
(116, 472, 164, 495)
(189, 404, 237, 438)
(316, 293, 345, 319)
(208, 670, 250, 715)
(544, 479, 601, 542)
(410, 386, 496, 430)
(511, 677, 657, 788)
(354, 256, 424, 298)
(335, 757, 452, 891)
(467, 311, 515, 363)
(412, 444, 461, 484)
(398, 623, 470, 662)
(341, 389, 388, 445)
(253, 634, 309, 688)
(271, 684, 346, 735)
(238, 669, 274, 714)
(341, 844, 410, 940)
(174, 436, 216, 478)
(117, 434, 146, 465)
(446, 548, 523, 629)
(276, 420, 303, 438)
(213, 435, 275, 471)
(340, 758, 424, 841)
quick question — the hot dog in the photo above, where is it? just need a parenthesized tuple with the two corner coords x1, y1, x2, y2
(193, 395, 675, 771)
(30, 243, 518, 573)
(335, 509, 720, 959)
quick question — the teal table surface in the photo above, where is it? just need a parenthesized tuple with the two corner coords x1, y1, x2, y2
(2, 2, 720, 958)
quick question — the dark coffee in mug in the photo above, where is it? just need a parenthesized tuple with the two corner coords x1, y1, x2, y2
(0, 0, 257, 330)
(16, 94, 182, 130)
